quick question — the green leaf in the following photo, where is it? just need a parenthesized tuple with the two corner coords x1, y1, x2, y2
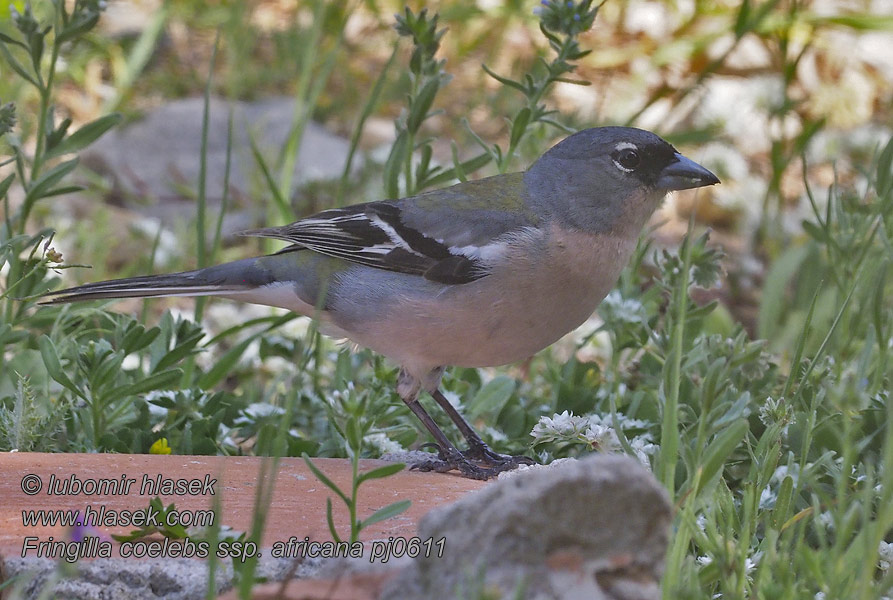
(44, 113, 122, 159)
(325, 497, 342, 544)
(107, 369, 182, 399)
(120, 322, 151, 354)
(466, 376, 515, 418)
(152, 341, 198, 373)
(481, 63, 525, 93)
(46, 118, 71, 152)
(248, 133, 291, 223)
(28, 29, 43, 72)
(359, 500, 411, 530)
(0, 42, 38, 87)
(876, 135, 893, 199)
(302, 454, 350, 505)
(39, 185, 85, 198)
(424, 151, 492, 189)
(0, 173, 15, 198)
(407, 79, 439, 132)
(695, 418, 748, 496)
(733, 0, 752, 37)
(771, 475, 794, 530)
(38, 335, 83, 400)
(57, 13, 101, 43)
(0, 31, 27, 48)
(687, 299, 718, 320)
(357, 462, 405, 485)
(25, 158, 78, 203)
(801, 220, 829, 245)
(757, 244, 809, 339)
(197, 336, 254, 389)
(809, 14, 893, 30)
(383, 131, 409, 198)
(344, 417, 362, 454)
(509, 108, 531, 148)
(552, 77, 591, 86)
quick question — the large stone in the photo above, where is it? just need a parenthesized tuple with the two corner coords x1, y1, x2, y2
(82, 96, 356, 206)
(2, 557, 231, 600)
(379, 454, 671, 600)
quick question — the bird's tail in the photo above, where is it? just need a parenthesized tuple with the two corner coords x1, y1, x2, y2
(39, 258, 265, 305)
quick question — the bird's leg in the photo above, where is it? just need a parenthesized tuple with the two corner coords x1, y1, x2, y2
(401, 397, 499, 480)
(397, 370, 503, 480)
(430, 388, 535, 468)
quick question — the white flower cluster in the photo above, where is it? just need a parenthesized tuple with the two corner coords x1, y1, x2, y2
(364, 432, 404, 454)
(530, 410, 657, 467)
(879, 541, 893, 572)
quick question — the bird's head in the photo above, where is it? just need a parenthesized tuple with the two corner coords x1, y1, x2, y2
(524, 126, 720, 234)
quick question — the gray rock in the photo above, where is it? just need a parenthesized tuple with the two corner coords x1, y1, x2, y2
(2, 557, 232, 599)
(0, 553, 323, 599)
(82, 95, 356, 211)
(379, 454, 672, 600)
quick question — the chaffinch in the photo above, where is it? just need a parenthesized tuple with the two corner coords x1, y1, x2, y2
(42, 126, 719, 479)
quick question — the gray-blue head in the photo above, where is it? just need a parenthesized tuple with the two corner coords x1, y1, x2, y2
(525, 126, 719, 233)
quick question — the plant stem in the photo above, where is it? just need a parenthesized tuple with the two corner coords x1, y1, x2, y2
(659, 220, 694, 494)
(350, 449, 359, 543)
(20, 11, 61, 233)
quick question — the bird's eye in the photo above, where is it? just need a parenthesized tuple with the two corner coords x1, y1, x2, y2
(616, 148, 640, 170)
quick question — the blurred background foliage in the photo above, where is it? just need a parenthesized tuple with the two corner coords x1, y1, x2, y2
(3, 0, 891, 311)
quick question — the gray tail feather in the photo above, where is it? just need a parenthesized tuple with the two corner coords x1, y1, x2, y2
(40, 269, 251, 305)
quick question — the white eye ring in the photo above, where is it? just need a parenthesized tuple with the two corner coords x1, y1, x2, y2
(612, 142, 640, 173)
(613, 159, 634, 173)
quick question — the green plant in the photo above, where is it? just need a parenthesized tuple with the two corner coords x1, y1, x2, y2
(526, 134, 893, 597)
(477, 0, 598, 173)
(0, 0, 121, 450)
(303, 384, 410, 545)
(382, 1, 600, 200)
(1, 2, 120, 233)
(382, 7, 456, 199)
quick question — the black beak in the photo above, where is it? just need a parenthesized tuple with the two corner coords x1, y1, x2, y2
(658, 153, 720, 191)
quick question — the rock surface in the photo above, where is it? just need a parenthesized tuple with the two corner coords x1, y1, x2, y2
(379, 453, 671, 600)
(81, 96, 356, 232)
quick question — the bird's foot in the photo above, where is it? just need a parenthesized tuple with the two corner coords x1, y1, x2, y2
(462, 441, 536, 468)
(410, 443, 535, 480)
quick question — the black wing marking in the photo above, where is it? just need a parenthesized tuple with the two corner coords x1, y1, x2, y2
(240, 202, 488, 284)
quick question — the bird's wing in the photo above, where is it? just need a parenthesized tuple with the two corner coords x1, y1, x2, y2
(241, 173, 538, 285)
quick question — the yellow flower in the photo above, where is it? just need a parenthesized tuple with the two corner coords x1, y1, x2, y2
(150, 438, 172, 455)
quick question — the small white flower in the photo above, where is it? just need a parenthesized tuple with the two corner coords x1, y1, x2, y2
(629, 435, 657, 469)
(121, 353, 142, 370)
(696, 514, 707, 532)
(531, 410, 590, 442)
(745, 552, 761, 575)
(879, 541, 893, 571)
(364, 432, 403, 455)
(599, 290, 647, 325)
(816, 511, 835, 529)
(583, 423, 620, 451)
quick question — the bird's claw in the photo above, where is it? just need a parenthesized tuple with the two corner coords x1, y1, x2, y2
(462, 441, 536, 467)
(410, 443, 535, 480)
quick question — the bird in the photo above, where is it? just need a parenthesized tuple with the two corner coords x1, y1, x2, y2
(41, 126, 719, 479)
